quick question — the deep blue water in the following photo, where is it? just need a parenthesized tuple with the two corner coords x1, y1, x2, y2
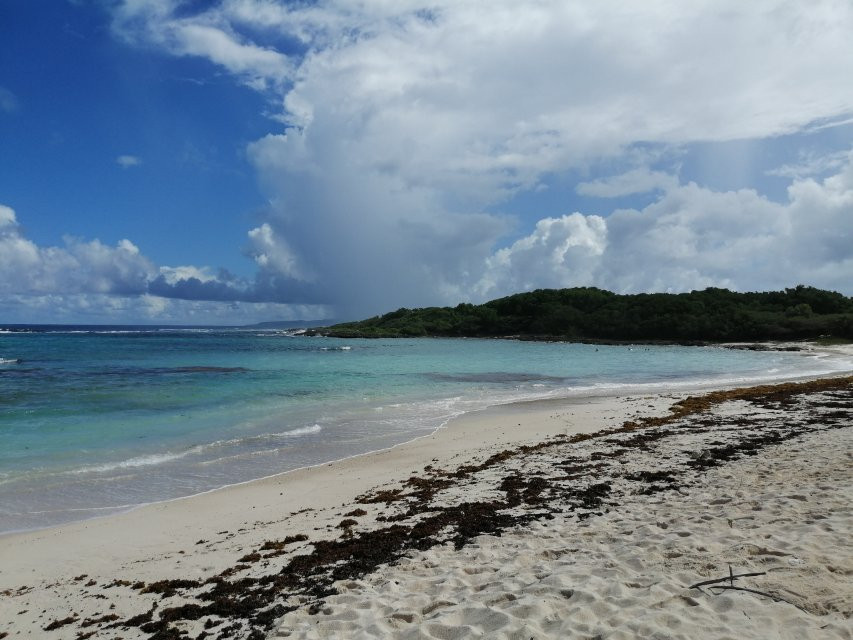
(0, 326, 849, 533)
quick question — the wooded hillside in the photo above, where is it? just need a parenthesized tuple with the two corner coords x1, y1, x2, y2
(316, 286, 853, 342)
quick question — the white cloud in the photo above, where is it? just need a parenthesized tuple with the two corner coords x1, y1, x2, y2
(116, 2, 853, 168)
(175, 23, 291, 89)
(801, 113, 853, 134)
(246, 222, 311, 281)
(766, 149, 849, 179)
(116, 154, 141, 168)
(110, 0, 292, 90)
(0, 204, 328, 323)
(0, 291, 329, 325)
(477, 214, 607, 296)
(0, 204, 17, 226)
(576, 169, 678, 198)
(157, 265, 217, 284)
(475, 152, 853, 299)
(0, 205, 154, 295)
(97, 2, 853, 316)
(0, 86, 19, 113)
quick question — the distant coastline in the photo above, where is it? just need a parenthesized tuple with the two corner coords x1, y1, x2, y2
(307, 285, 853, 343)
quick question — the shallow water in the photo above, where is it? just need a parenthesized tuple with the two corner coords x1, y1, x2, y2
(0, 326, 848, 533)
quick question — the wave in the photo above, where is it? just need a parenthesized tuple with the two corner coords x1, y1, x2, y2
(168, 366, 249, 374)
(550, 367, 851, 398)
(13, 503, 141, 516)
(70, 450, 199, 474)
(426, 371, 566, 384)
(0, 357, 21, 365)
(67, 424, 324, 476)
(79, 330, 141, 334)
(33, 330, 141, 334)
(253, 330, 303, 337)
(203, 424, 324, 450)
(2, 327, 220, 336)
(82, 365, 251, 377)
(319, 345, 352, 351)
(277, 424, 323, 437)
(194, 425, 327, 463)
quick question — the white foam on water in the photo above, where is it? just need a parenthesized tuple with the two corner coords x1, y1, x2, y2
(65, 424, 324, 477)
(278, 424, 323, 437)
(71, 450, 199, 474)
(4, 338, 850, 535)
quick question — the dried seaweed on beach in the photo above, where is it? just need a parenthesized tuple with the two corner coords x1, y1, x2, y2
(50, 376, 851, 639)
(43, 616, 77, 631)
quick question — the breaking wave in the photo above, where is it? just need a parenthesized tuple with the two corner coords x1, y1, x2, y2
(68, 424, 324, 476)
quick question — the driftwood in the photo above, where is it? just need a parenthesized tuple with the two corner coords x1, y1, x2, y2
(690, 565, 808, 613)
(689, 570, 766, 590)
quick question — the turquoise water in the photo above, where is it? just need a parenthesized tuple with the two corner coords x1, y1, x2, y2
(0, 327, 849, 533)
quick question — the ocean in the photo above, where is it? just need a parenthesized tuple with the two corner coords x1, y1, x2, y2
(1, 326, 849, 534)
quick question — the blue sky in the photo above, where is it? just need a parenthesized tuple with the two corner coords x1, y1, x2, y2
(1, 0, 267, 275)
(1, 1, 852, 324)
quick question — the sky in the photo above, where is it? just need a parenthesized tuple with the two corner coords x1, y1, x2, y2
(1, 1, 852, 325)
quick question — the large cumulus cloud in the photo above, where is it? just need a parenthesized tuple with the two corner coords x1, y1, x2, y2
(231, 0, 853, 314)
(476, 154, 853, 298)
(6, 1, 853, 322)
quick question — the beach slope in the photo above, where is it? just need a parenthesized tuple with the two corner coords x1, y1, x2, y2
(0, 377, 850, 640)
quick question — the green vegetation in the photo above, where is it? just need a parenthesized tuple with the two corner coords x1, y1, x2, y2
(316, 285, 853, 342)
(813, 335, 853, 346)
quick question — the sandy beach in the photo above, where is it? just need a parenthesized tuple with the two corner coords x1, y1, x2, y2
(6, 1, 853, 637)
(1, 365, 850, 639)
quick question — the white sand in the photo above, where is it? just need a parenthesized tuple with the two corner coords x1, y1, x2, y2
(275, 417, 852, 639)
(0, 391, 670, 638)
(0, 361, 850, 639)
